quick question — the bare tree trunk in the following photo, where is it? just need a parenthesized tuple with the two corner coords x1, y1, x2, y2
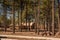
(26, 4, 28, 31)
(3, 0, 7, 32)
(20, 9, 22, 32)
(4, 7, 7, 32)
(45, 18, 47, 33)
(36, 0, 40, 35)
(55, 0, 60, 36)
(29, 19, 30, 31)
(47, 0, 50, 36)
(20, 0, 23, 32)
(52, 0, 55, 36)
(34, 7, 37, 33)
(12, 0, 15, 33)
(57, 0, 60, 34)
(17, 1, 19, 31)
(18, 8, 20, 31)
(37, 7, 40, 34)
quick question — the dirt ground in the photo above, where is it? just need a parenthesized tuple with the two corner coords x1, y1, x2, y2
(0, 32, 37, 36)
(0, 32, 60, 37)
(0, 32, 60, 40)
(1, 38, 48, 40)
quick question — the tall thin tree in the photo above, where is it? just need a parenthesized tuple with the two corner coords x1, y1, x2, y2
(12, 0, 15, 33)
(57, 0, 60, 35)
(37, 0, 40, 35)
(52, 0, 55, 36)
(3, 0, 7, 32)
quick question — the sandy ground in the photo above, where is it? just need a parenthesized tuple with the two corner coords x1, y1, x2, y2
(0, 32, 60, 37)
(0, 35, 60, 40)
(1, 38, 48, 40)
(0, 32, 60, 40)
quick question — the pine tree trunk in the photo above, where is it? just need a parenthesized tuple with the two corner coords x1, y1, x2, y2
(36, 0, 40, 35)
(12, 0, 15, 33)
(3, 0, 7, 32)
(52, 0, 55, 36)
(58, 1, 60, 33)
(26, 4, 28, 31)
(34, 7, 37, 33)
(18, 7, 20, 31)
(55, 0, 60, 36)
